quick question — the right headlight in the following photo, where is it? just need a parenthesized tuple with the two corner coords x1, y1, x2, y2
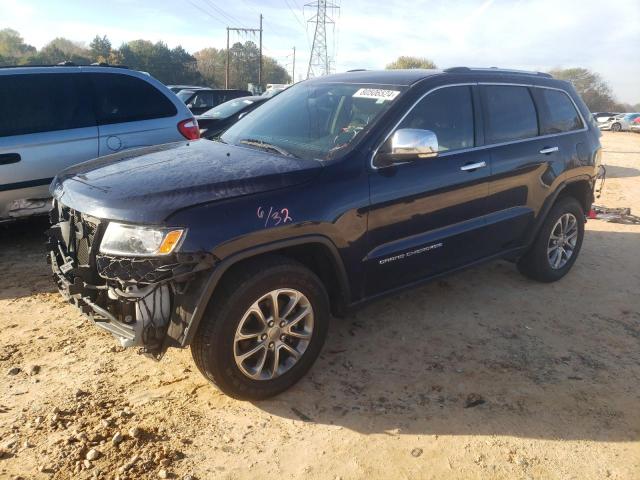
(100, 223, 186, 257)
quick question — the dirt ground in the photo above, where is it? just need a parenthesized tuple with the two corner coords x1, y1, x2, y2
(1, 131, 639, 480)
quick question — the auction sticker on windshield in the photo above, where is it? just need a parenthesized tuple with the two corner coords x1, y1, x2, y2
(353, 88, 400, 102)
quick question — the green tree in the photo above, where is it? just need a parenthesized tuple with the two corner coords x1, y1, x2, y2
(0, 28, 36, 64)
(90, 35, 112, 62)
(386, 56, 437, 70)
(117, 40, 202, 84)
(548, 68, 616, 111)
(35, 37, 92, 64)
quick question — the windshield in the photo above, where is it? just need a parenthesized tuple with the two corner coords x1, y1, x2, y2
(177, 90, 195, 102)
(201, 98, 255, 119)
(221, 82, 404, 161)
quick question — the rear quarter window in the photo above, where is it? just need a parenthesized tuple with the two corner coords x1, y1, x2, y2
(0, 73, 95, 137)
(91, 73, 177, 125)
(483, 85, 538, 144)
(533, 88, 584, 134)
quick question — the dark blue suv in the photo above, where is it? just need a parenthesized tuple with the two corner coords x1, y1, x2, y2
(47, 67, 601, 399)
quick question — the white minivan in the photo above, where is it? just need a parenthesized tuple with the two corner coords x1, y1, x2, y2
(0, 65, 199, 222)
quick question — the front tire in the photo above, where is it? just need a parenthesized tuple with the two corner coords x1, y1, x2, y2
(191, 256, 330, 400)
(517, 197, 585, 282)
(611, 122, 622, 132)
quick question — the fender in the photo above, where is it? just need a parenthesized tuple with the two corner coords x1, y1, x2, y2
(523, 175, 594, 251)
(180, 234, 350, 346)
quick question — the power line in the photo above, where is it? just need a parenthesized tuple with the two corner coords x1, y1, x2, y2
(186, 0, 228, 28)
(202, 0, 245, 27)
(283, 0, 307, 30)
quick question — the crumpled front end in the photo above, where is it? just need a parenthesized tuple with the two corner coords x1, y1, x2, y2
(46, 199, 215, 358)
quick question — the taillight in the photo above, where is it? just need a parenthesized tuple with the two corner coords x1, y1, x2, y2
(178, 118, 200, 140)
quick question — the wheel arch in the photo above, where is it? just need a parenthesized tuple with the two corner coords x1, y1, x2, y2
(522, 177, 593, 252)
(181, 235, 351, 346)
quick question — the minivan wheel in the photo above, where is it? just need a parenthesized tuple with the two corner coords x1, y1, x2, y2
(191, 256, 329, 400)
(611, 123, 622, 132)
(517, 197, 585, 282)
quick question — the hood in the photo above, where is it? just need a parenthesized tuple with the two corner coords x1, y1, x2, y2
(51, 140, 322, 224)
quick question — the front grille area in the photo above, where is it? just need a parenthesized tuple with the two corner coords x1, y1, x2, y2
(46, 199, 216, 355)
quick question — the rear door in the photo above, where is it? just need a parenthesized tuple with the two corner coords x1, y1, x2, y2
(482, 84, 585, 254)
(91, 73, 181, 155)
(365, 85, 491, 296)
(0, 72, 98, 219)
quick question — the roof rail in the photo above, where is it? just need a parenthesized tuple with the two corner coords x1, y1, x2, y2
(0, 63, 130, 69)
(443, 66, 553, 78)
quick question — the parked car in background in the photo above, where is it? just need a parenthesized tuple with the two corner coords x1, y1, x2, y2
(196, 96, 269, 139)
(48, 67, 600, 399)
(630, 116, 640, 133)
(262, 84, 290, 98)
(0, 65, 198, 223)
(592, 112, 619, 124)
(598, 113, 640, 132)
(177, 88, 252, 115)
(167, 84, 207, 94)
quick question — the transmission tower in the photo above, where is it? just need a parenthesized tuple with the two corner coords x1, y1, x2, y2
(306, 0, 338, 78)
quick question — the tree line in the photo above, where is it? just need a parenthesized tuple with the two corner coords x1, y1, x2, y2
(385, 56, 639, 113)
(1, 29, 636, 112)
(0, 28, 290, 89)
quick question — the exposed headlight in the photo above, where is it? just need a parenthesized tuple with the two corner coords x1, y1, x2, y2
(100, 223, 186, 257)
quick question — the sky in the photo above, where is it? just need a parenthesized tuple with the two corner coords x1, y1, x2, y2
(2, 0, 639, 103)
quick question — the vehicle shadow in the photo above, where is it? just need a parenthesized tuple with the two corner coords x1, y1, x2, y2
(0, 216, 56, 301)
(255, 229, 640, 442)
(603, 165, 640, 178)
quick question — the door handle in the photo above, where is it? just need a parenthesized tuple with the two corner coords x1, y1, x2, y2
(539, 146, 559, 154)
(0, 153, 21, 165)
(460, 161, 487, 171)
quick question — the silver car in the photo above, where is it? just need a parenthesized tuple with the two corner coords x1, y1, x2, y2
(0, 65, 198, 222)
(598, 112, 640, 132)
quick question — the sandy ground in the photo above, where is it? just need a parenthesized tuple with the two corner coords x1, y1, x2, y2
(1, 131, 639, 480)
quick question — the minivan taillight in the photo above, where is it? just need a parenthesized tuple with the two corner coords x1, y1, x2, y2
(178, 118, 200, 140)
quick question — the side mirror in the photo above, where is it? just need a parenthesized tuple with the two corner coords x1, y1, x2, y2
(238, 112, 248, 120)
(375, 128, 439, 167)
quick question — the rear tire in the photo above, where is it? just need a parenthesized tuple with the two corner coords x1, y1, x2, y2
(191, 255, 330, 400)
(517, 197, 585, 282)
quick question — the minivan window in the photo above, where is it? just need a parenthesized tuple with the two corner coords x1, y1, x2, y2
(397, 86, 474, 152)
(535, 88, 583, 134)
(91, 73, 177, 125)
(0, 73, 94, 137)
(483, 85, 538, 143)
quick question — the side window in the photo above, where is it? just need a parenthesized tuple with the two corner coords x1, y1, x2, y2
(483, 85, 538, 143)
(534, 88, 583, 134)
(0, 73, 94, 137)
(191, 92, 217, 108)
(397, 86, 474, 152)
(91, 73, 177, 125)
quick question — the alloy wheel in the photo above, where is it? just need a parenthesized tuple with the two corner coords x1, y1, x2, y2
(547, 213, 578, 270)
(233, 289, 314, 380)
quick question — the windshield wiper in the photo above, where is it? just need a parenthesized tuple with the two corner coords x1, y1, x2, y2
(239, 139, 297, 158)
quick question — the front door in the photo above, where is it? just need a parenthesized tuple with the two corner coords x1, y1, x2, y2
(365, 85, 491, 296)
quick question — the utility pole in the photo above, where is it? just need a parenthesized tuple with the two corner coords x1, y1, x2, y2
(225, 15, 264, 90)
(306, 0, 338, 78)
(225, 27, 230, 89)
(292, 46, 296, 83)
(258, 14, 263, 87)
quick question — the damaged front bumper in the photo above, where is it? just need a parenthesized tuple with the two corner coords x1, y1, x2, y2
(46, 200, 215, 358)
